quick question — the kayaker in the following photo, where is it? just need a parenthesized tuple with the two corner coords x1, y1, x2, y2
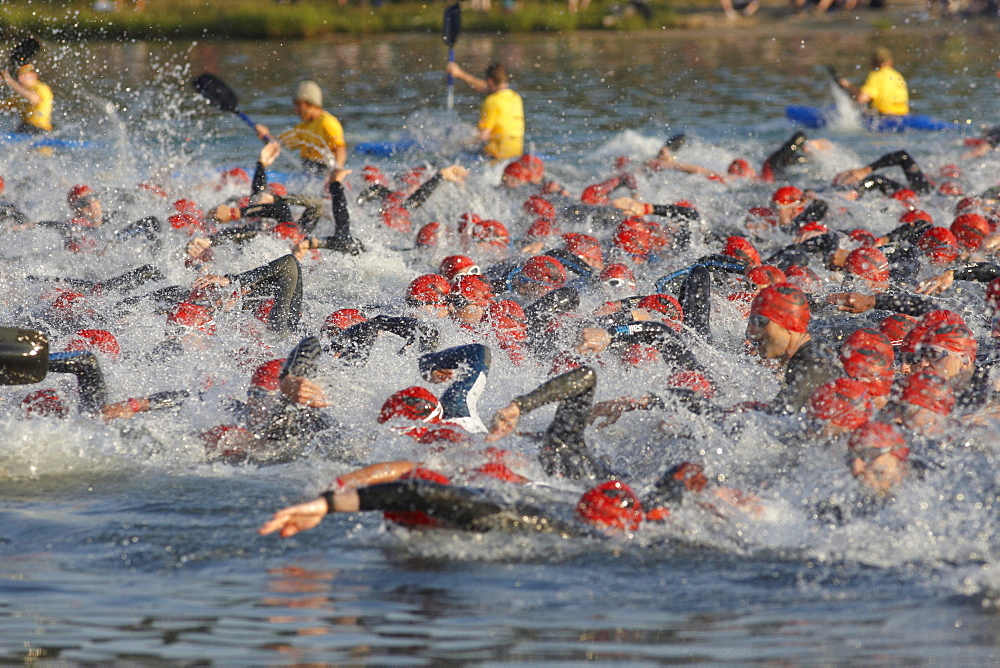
(836, 47, 910, 117)
(0, 63, 53, 134)
(445, 61, 525, 162)
(255, 80, 346, 174)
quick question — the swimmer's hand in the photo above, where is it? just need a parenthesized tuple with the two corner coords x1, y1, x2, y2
(612, 197, 646, 216)
(832, 166, 873, 186)
(589, 397, 636, 429)
(576, 327, 612, 354)
(259, 141, 281, 167)
(916, 270, 954, 295)
(280, 375, 330, 408)
(258, 497, 329, 538)
(186, 237, 212, 259)
(439, 165, 469, 183)
(486, 402, 521, 442)
(192, 273, 231, 290)
(324, 168, 352, 190)
(826, 291, 875, 313)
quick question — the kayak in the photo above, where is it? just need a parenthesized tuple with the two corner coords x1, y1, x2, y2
(354, 139, 418, 158)
(0, 131, 101, 149)
(785, 105, 959, 133)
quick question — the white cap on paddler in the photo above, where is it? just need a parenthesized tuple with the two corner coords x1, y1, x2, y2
(295, 80, 322, 108)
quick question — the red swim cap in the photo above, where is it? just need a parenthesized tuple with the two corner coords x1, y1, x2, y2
(724, 236, 761, 267)
(898, 371, 955, 415)
(486, 300, 528, 343)
(451, 274, 494, 307)
(841, 327, 893, 361)
(938, 181, 964, 197)
(612, 224, 653, 260)
(439, 255, 479, 281)
(381, 206, 412, 233)
(378, 386, 442, 424)
(917, 227, 959, 265)
(890, 188, 917, 204)
(841, 346, 895, 397)
(771, 185, 803, 206)
(250, 358, 287, 392)
(168, 301, 216, 335)
(808, 377, 873, 429)
(784, 265, 821, 294)
(323, 308, 367, 333)
(522, 195, 556, 219)
(746, 265, 786, 290)
(951, 213, 990, 249)
(67, 184, 95, 208)
(575, 480, 644, 532)
(749, 283, 810, 333)
(521, 255, 567, 288)
(848, 421, 909, 462)
(986, 278, 1000, 311)
(728, 158, 752, 176)
(526, 217, 561, 239)
(406, 274, 451, 307)
(920, 320, 977, 358)
(467, 219, 510, 248)
(562, 233, 603, 267)
(900, 209, 933, 225)
(415, 221, 443, 248)
(845, 247, 890, 286)
(878, 313, 918, 346)
(599, 263, 636, 291)
(21, 389, 68, 419)
(64, 328, 121, 361)
(636, 293, 684, 330)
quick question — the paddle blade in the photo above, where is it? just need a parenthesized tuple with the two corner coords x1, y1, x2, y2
(192, 72, 240, 113)
(0, 328, 48, 385)
(8, 36, 41, 72)
(443, 3, 461, 48)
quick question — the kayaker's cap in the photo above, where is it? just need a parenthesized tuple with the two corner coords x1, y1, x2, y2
(294, 80, 323, 107)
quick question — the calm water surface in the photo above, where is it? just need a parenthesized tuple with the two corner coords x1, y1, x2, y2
(2, 25, 1000, 663)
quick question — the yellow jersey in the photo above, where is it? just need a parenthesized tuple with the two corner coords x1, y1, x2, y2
(479, 88, 524, 161)
(279, 110, 345, 164)
(3, 80, 53, 131)
(860, 66, 909, 116)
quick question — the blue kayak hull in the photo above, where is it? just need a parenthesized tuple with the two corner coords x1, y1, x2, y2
(0, 132, 100, 149)
(785, 105, 958, 133)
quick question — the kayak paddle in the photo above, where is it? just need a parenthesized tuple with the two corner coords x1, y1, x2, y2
(0, 327, 48, 385)
(192, 72, 274, 143)
(443, 2, 461, 110)
(7, 36, 40, 73)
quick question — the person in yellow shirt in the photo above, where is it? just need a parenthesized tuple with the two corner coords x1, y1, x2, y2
(1, 63, 53, 134)
(255, 80, 346, 175)
(837, 47, 909, 117)
(445, 61, 524, 162)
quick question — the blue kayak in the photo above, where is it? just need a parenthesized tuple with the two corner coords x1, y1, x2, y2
(354, 139, 418, 158)
(0, 131, 101, 149)
(785, 105, 959, 133)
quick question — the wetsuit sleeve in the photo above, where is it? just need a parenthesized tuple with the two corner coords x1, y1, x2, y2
(208, 222, 266, 246)
(855, 175, 904, 198)
(96, 264, 164, 294)
(46, 351, 108, 414)
(985, 126, 1000, 149)
(370, 315, 439, 352)
(252, 161, 267, 195)
(241, 201, 294, 223)
(512, 365, 594, 415)
(872, 291, 937, 316)
(606, 321, 704, 370)
(357, 183, 392, 205)
(770, 340, 842, 414)
(867, 150, 931, 194)
(353, 481, 503, 526)
(952, 263, 1000, 283)
(311, 182, 364, 254)
(145, 389, 190, 410)
(420, 344, 491, 427)
(761, 131, 809, 181)
(0, 202, 29, 226)
(403, 171, 444, 211)
(282, 194, 324, 234)
(789, 199, 829, 231)
(883, 220, 932, 245)
(227, 255, 303, 333)
(524, 287, 580, 331)
(649, 203, 700, 221)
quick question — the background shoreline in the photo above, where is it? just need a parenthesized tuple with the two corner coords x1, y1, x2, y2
(1, 0, 996, 40)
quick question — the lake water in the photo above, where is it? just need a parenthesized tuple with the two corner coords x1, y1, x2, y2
(2, 23, 1000, 663)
